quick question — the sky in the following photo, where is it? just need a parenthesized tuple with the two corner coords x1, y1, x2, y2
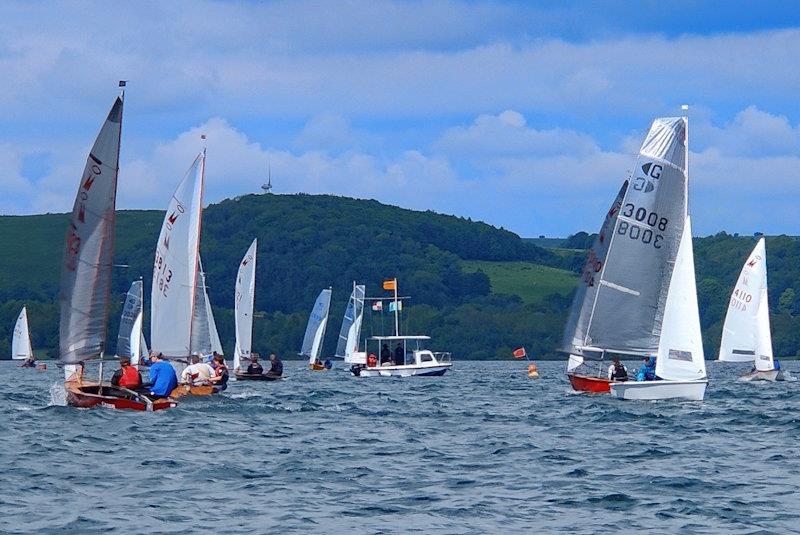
(1, 0, 799, 237)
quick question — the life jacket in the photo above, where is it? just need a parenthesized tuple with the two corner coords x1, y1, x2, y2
(367, 354, 378, 367)
(118, 365, 141, 387)
(611, 363, 627, 380)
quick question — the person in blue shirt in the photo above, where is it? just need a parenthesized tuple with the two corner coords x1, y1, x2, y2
(636, 356, 657, 381)
(143, 352, 178, 399)
(774, 359, 781, 371)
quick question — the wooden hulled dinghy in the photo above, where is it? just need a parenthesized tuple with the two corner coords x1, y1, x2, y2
(66, 381, 175, 411)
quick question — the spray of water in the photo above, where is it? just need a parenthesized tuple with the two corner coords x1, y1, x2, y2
(48, 382, 67, 406)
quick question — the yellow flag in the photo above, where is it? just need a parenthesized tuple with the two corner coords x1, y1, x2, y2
(383, 279, 396, 291)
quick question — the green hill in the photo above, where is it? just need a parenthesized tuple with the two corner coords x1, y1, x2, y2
(0, 194, 562, 360)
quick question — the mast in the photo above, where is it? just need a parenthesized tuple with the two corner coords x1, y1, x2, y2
(393, 278, 399, 337)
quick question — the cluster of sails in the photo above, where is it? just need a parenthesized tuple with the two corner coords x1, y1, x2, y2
(562, 116, 785, 400)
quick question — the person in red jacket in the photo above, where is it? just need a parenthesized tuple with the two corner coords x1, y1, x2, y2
(110, 356, 142, 388)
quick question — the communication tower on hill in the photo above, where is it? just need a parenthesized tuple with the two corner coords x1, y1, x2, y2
(261, 163, 273, 194)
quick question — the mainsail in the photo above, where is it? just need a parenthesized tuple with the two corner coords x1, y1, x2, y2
(117, 280, 147, 365)
(301, 288, 332, 364)
(335, 284, 365, 359)
(655, 216, 706, 381)
(566, 117, 688, 356)
(189, 260, 223, 356)
(234, 239, 257, 372)
(151, 152, 204, 358)
(12, 307, 33, 360)
(59, 97, 123, 371)
(718, 238, 774, 370)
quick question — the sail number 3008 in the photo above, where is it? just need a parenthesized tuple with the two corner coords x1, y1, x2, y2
(617, 203, 668, 249)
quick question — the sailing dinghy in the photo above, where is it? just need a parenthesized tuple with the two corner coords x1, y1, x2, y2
(302, 288, 332, 370)
(117, 280, 148, 367)
(718, 238, 783, 381)
(562, 116, 706, 400)
(150, 150, 217, 397)
(233, 239, 270, 381)
(60, 93, 175, 411)
(11, 307, 34, 363)
(336, 283, 366, 365)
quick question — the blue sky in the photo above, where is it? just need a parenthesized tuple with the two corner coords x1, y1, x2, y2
(1, 0, 799, 237)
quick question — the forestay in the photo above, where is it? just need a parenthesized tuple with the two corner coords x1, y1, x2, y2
(718, 238, 774, 370)
(12, 307, 33, 360)
(580, 117, 688, 356)
(117, 280, 146, 365)
(562, 180, 628, 358)
(234, 239, 257, 372)
(301, 289, 332, 364)
(655, 216, 706, 381)
(335, 284, 365, 359)
(151, 152, 204, 358)
(59, 97, 123, 366)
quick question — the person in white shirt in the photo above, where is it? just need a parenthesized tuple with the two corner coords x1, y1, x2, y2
(607, 356, 628, 382)
(180, 354, 215, 386)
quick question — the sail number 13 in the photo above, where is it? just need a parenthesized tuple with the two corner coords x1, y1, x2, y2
(617, 203, 668, 249)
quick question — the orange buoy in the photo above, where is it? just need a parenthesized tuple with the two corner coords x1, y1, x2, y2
(527, 362, 539, 379)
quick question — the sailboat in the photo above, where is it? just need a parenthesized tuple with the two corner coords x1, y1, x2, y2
(718, 238, 782, 381)
(11, 307, 34, 362)
(190, 258, 224, 357)
(150, 150, 217, 396)
(562, 116, 707, 401)
(233, 239, 271, 380)
(336, 283, 366, 364)
(61, 92, 175, 411)
(117, 280, 149, 367)
(302, 288, 332, 370)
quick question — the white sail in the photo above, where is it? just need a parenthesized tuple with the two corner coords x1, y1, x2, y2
(577, 117, 688, 356)
(206, 287, 223, 356)
(336, 284, 365, 359)
(301, 288, 332, 364)
(117, 280, 145, 364)
(59, 97, 123, 379)
(718, 238, 774, 369)
(12, 307, 33, 360)
(655, 216, 706, 381)
(234, 239, 257, 371)
(189, 260, 223, 356)
(151, 152, 204, 358)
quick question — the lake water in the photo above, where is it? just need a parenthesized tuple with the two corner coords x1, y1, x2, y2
(0, 360, 798, 534)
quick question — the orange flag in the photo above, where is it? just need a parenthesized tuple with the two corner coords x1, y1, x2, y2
(383, 279, 396, 291)
(513, 347, 527, 359)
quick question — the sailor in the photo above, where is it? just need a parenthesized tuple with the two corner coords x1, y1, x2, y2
(607, 356, 628, 382)
(394, 343, 404, 366)
(367, 353, 378, 367)
(323, 358, 333, 370)
(110, 356, 142, 388)
(209, 358, 229, 392)
(18, 356, 36, 368)
(774, 359, 781, 371)
(144, 352, 178, 399)
(380, 343, 392, 365)
(247, 354, 264, 375)
(636, 356, 656, 382)
(266, 353, 283, 378)
(180, 355, 215, 386)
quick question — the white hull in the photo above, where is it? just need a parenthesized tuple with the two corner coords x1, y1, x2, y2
(354, 363, 452, 378)
(740, 369, 780, 382)
(609, 379, 707, 401)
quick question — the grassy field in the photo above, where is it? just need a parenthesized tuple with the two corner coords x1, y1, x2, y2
(461, 260, 577, 304)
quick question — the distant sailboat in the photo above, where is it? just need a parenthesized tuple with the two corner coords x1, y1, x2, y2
(302, 288, 332, 370)
(233, 239, 258, 377)
(336, 283, 366, 363)
(718, 238, 782, 381)
(11, 307, 34, 361)
(117, 280, 148, 367)
(60, 92, 174, 411)
(562, 116, 707, 400)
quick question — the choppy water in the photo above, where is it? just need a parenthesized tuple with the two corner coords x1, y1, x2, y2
(1, 360, 799, 534)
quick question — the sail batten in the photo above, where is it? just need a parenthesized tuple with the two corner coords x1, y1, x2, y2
(234, 239, 257, 372)
(59, 97, 123, 364)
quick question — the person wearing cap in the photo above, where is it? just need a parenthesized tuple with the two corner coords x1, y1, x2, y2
(110, 356, 142, 388)
(143, 352, 178, 399)
(636, 356, 657, 382)
(607, 356, 628, 382)
(180, 354, 215, 386)
(246, 354, 264, 375)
